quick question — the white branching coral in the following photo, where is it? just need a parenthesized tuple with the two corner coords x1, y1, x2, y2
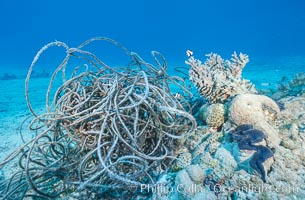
(186, 51, 256, 103)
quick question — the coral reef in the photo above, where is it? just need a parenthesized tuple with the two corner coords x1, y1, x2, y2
(186, 51, 256, 103)
(183, 126, 210, 152)
(145, 51, 303, 199)
(280, 72, 305, 94)
(273, 72, 305, 99)
(0, 73, 17, 80)
(185, 165, 205, 184)
(199, 103, 225, 130)
(153, 94, 305, 199)
(277, 96, 305, 150)
(31, 70, 49, 78)
(0, 37, 196, 199)
(174, 169, 197, 198)
(172, 152, 192, 172)
(229, 94, 281, 147)
(289, 72, 305, 92)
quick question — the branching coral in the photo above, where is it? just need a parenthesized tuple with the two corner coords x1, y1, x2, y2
(186, 52, 256, 103)
(0, 37, 196, 199)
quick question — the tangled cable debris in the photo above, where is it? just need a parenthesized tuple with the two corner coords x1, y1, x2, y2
(0, 37, 196, 199)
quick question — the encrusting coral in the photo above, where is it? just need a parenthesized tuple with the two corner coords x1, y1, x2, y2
(186, 51, 256, 103)
(0, 37, 196, 199)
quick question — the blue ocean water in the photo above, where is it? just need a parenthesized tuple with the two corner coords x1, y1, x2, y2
(0, 0, 304, 75)
(0, 1, 304, 199)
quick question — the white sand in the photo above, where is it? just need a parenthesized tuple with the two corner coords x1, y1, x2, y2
(0, 77, 61, 161)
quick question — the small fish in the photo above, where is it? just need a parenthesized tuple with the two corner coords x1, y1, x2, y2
(186, 50, 193, 57)
(261, 82, 270, 86)
(174, 93, 181, 99)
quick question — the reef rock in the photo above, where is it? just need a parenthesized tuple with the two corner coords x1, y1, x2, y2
(174, 169, 197, 199)
(172, 152, 192, 172)
(184, 126, 210, 152)
(277, 96, 305, 121)
(229, 94, 281, 147)
(213, 146, 238, 179)
(192, 190, 217, 200)
(185, 165, 206, 184)
(277, 97, 305, 151)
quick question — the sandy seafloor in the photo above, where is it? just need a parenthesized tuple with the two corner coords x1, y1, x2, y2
(0, 55, 304, 197)
(0, 77, 62, 162)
